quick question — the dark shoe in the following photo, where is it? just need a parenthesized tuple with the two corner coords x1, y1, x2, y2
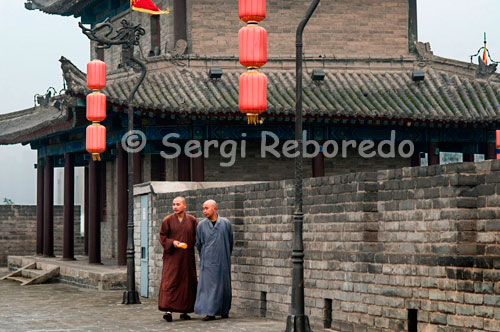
(180, 313, 191, 320)
(163, 312, 172, 322)
(202, 315, 216, 321)
(221, 314, 229, 319)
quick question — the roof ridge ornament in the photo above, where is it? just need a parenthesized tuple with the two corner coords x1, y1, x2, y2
(470, 32, 498, 78)
(415, 42, 434, 62)
(34, 87, 59, 107)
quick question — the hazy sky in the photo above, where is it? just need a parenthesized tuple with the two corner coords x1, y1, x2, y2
(0, 1, 499, 204)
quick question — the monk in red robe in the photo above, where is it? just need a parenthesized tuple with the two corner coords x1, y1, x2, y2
(158, 196, 198, 322)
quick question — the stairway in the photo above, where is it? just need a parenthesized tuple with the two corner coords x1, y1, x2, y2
(1, 262, 60, 286)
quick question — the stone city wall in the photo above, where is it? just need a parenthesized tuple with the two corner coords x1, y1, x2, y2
(135, 160, 500, 331)
(0, 205, 83, 266)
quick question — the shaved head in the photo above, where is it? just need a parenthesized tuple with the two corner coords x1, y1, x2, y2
(203, 199, 217, 208)
(202, 199, 218, 221)
(172, 196, 187, 217)
(174, 196, 186, 205)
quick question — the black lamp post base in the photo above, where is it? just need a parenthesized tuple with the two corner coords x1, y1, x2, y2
(285, 315, 313, 332)
(122, 290, 141, 305)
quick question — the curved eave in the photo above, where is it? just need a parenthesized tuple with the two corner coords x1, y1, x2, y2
(25, 0, 93, 17)
(0, 103, 73, 145)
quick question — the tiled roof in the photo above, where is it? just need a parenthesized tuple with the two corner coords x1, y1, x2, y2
(0, 103, 72, 144)
(61, 57, 500, 124)
(25, 0, 90, 16)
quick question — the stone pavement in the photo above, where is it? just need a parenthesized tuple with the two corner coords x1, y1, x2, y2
(0, 268, 334, 332)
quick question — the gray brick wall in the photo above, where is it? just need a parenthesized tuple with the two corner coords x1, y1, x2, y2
(135, 160, 500, 331)
(139, 143, 410, 182)
(95, 0, 409, 64)
(324, 148, 410, 176)
(190, 0, 409, 57)
(204, 141, 313, 181)
(0, 205, 83, 266)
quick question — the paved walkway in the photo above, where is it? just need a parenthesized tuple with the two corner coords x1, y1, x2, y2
(0, 268, 333, 332)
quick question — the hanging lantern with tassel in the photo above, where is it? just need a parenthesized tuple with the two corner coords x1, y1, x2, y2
(86, 59, 107, 161)
(238, 0, 267, 125)
(86, 124, 106, 161)
(496, 130, 500, 160)
(239, 71, 267, 125)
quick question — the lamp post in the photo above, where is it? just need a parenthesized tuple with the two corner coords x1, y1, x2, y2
(285, 1, 320, 331)
(79, 18, 146, 305)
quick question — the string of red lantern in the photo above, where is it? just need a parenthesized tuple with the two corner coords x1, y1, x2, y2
(86, 60, 107, 161)
(238, 0, 267, 125)
(496, 130, 500, 160)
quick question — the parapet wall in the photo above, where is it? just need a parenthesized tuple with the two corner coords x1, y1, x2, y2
(0, 205, 83, 266)
(136, 161, 500, 331)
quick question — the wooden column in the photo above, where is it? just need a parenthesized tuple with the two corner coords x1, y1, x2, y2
(84, 166, 89, 256)
(133, 152, 142, 184)
(151, 154, 166, 181)
(117, 143, 128, 266)
(36, 156, 44, 256)
(463, 153, 475, 162)
(428, 142, 440, 166)
(191, 140, 204, 181)
(485, 142, 496, 160)
(63, 153, 75, 260)
(312, 142, 325, 177)
(178, 151, 191, 181)
(99, 162, 107, 222)
(88, 159, 101, 264)
(43, 156, 54, 257)
(410, 151, 421, 167)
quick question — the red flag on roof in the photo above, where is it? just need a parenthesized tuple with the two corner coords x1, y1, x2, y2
(131, 0, 169, 14)
(482, 32, 488, 65)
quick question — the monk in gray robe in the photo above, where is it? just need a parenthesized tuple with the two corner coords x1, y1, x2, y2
(194, 199, 234, 321)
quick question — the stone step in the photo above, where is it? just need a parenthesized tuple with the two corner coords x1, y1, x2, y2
(6, 276, 31, 284)
(21, 268, 44, 279)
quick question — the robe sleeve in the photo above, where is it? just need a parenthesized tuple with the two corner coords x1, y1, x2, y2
(159, 216, 174, 252)
(195, 222, 203, 255)
(228, 221, 234, 254)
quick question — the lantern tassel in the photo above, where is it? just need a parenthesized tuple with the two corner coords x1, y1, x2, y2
(92, 153, 101, 161)
(247, 113, 260, 125)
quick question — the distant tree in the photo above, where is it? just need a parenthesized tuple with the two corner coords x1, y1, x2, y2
(3, 198, 14, 205)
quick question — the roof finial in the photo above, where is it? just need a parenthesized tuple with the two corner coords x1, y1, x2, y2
(483, 32, 488, 65)
(470, 32, 497, 65)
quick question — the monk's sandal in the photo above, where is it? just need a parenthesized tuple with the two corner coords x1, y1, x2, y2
(163, 312, 172, 322)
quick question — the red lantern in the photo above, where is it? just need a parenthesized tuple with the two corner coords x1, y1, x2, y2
(87, 60, 106, 90)
(239, 70, 267, 125)
(239, 0, 266, 23)
(496, 130, 500, 160)
(86, 92, 106, 122)
(86, 123, 106, 161)
(239, 25, 267, 68)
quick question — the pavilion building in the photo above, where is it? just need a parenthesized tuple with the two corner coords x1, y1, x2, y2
(1, 0, 499, 264)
